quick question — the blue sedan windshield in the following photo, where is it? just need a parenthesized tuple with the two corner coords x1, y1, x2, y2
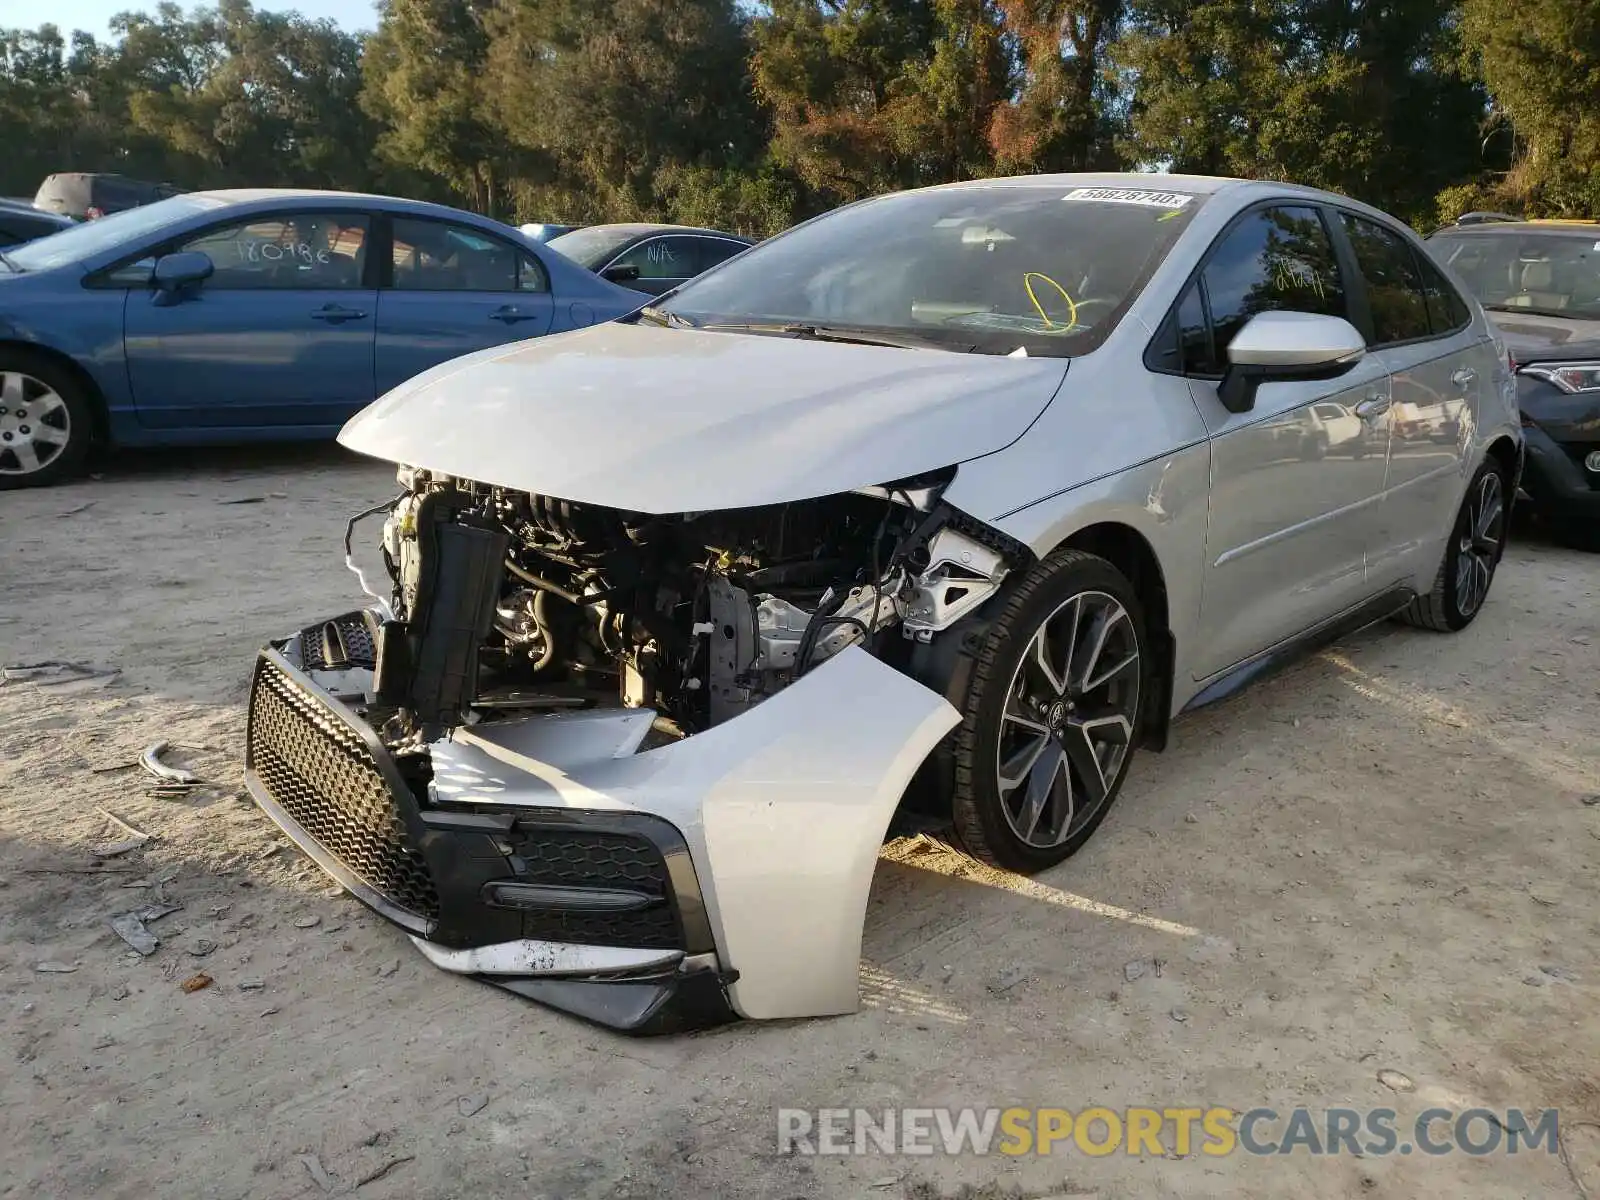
(6, 195, 228, 272)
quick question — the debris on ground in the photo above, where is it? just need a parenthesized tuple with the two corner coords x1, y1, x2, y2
(34, 961, 79, 973)
(356, 1156, 415, 1188)
(1376, 1069, 1415, 1093)
(1540, 964, 1577, 982)
(457, 1093, 489, 1117)
(56, 500, 97, 517)
(293, 915, 320, 929)
(187, 938, 217, 958)
(259, 1006, 281, 1017)
(1123, 958, 1163, 982)
(180, 972, 213, 993)
(91, 837, 148, 859)
(140, 741, 199, 786)
(378, 959, 400, 977)
(110, 912, 161, 956)
(1, 660, 115, 687)
(1170, 1006, 1190, 1022)
(986, 966, 1030, 994)
(238, 981, 264, 991)
(298, 1153, 337, 1193)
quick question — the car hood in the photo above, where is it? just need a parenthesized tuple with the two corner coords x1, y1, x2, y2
(338, 322, 1068, 513)
(1485, 309, 1600, 359)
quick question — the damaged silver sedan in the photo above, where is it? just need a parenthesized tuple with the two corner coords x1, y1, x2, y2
(246, 173, 1521, 1032)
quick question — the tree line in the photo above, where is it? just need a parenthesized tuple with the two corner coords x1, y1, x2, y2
(3, 0, 1596, 237)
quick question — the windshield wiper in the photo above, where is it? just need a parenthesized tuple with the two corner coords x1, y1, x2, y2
(637, 305, 699, 329)
(702, 321, 972, 352)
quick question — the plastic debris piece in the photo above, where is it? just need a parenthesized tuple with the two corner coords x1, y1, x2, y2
(35, 961, 79, 973)
(298, 1153, 336, 1193)
(110, 913, 160, 956)
(180, 972, 213, 993)
(140, 742, 198, 785)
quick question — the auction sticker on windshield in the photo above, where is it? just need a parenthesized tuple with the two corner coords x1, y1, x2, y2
(1062, 187, 1195, 208)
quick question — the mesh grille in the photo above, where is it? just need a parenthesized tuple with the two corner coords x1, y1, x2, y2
(249, 659, 439, 921)
(298, 613, 377, 669)
(510, 829, 682, 950)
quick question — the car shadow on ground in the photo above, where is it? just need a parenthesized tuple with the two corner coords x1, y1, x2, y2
(85, 439, 370, 484)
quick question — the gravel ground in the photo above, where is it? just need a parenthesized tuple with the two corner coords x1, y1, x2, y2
(2, 445, 1597, 1200)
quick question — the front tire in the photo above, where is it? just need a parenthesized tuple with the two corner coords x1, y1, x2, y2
(950, 549, 1148, 873)
(0, 351, 93, 489)
(1399, 458, 1509, 632)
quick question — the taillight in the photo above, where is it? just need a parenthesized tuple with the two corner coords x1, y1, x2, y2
(85, 206, 104, 220)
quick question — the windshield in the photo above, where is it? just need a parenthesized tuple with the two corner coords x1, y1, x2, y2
(6, 194, 226, 272)
(1429, 230, 1600, 320)
(657, 184, 1204, 356)
(545, 226, 643, 269)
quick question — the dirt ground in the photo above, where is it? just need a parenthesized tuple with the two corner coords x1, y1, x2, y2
(2, 445, 1598, 1200)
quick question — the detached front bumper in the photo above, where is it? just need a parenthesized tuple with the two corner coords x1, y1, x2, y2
(244, 613, 959, 1034)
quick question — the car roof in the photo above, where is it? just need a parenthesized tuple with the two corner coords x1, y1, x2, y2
(564, 221, 752, 241)
(1432, 219, 1600, 237)
(879, 171, 1407, 222)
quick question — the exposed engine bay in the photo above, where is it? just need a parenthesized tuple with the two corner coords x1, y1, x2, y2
(355, 465, 1023, 747)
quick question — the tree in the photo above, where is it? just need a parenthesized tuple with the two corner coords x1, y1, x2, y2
(1454, 0, 1600, 217)
(752, 0, 1011, 207)
(485, 0, 763, 222)
(361, 0, 508, 212)
(1119, 0, 1483, 225)
(989, 0, 1125, 173)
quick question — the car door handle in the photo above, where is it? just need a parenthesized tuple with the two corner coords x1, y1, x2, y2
(1451, 367, 1477, 388)
(1354, 394, 1391, 419)
(310, 304, 367, 324)
(489, 305, 537, 324)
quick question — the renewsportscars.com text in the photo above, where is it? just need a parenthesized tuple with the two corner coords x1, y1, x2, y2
(777, 1106, 1559, 1158)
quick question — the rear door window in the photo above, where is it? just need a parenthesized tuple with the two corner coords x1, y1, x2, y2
(1339, 215, 1431, 345)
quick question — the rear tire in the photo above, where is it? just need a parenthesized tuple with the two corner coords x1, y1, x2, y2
(950, 549, 1148, 873)
(1399, 458, 1509, 632)
(0, 350, 93, 489)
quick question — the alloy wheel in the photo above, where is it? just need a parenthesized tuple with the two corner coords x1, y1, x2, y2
(995, 590, 1141, 850)
(1455, 470, 1504, 618)
(0, 372, 72, 478)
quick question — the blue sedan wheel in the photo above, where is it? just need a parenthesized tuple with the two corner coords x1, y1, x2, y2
(0, 353, 92, 489)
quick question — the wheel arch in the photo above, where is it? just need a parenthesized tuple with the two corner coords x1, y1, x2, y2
(1056, 521, 1174, 752)
(0, 339, 111, 447)
(1484, 432, 1522, 493)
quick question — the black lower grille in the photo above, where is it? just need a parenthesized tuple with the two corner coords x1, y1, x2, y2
(507, 827, 683, 949)
(249, 659, 439, 921)
(299, 613, 377, 669)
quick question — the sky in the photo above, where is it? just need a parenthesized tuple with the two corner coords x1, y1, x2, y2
(9, 0, 379, 37)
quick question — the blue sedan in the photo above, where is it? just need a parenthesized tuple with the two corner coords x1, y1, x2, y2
(0, 189, 645, 487)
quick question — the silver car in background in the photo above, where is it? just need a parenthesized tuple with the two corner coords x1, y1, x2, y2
(249, 173, 1522, 1033)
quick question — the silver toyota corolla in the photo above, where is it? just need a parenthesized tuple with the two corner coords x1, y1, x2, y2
(248, 173, 1523, 1033)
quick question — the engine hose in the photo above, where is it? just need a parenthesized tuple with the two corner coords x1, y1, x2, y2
(503, 557, 620, 608)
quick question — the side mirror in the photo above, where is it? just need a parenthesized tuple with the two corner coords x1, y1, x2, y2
(1218, 311, 1366, 414)
(600, 263, 641, 284)
(150, 250, 214, 304)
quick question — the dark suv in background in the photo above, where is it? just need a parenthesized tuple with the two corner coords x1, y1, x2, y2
(32, 173, 184, 221)
(1427, 215, 1600, 546)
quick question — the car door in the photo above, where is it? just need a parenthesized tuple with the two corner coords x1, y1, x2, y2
(600, 234, 709, 297)
(122, 210, 376, 430)
(1335, 213, 1490, 584)
(374, 215, 556, 395)
(1180, 204, 1393, 679)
